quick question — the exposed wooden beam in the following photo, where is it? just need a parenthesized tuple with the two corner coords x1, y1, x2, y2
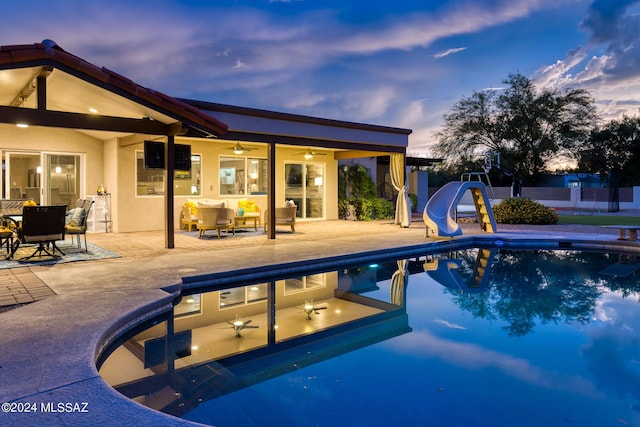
(0, 105, 176, 135)
(9, 66, 53, 108)
(333, 150, 390, 160)
(119, 134, 160, 147)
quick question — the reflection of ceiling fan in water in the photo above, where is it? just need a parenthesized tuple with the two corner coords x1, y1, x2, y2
(226, 315, 259, 337)
(295, 148, 328, 160)
(226, 143, 258, 155)
(302, 300, 327, 320)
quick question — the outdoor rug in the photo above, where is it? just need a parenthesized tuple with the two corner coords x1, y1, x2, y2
(0, 241, 121, 269)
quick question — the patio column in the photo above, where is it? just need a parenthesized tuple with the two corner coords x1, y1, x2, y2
(165, 135, 175, 248)
(267, 141, 276, 239)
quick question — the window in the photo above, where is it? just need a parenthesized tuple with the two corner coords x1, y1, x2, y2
(284, 274, 325, 294)
(219, 283, 268, 309)
(136, 151, 201, 196)
(285, 162, 325, 218)
(174, 294, 201, 317)
(219, 156, 267, 195)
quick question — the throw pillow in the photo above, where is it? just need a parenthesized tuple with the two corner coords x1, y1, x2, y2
(65, 208, 77, 225)
(185, 200, 199, 216)
(238, 199, 258, 212)
(69, 207, 86, 227)
(198, 202, 225, 209)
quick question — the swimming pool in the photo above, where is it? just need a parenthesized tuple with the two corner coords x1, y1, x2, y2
(99, 246, 640, 426)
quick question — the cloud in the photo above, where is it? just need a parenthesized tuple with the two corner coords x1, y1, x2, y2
(433, 47, 467, 59)
(534, 0, 640, 120)
(580, 0, 640, 43)
(434, 318, 467, 329)
(385, 330, 602, 398)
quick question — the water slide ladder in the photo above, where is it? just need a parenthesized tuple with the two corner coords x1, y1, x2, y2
(423, 180, 497, 238)
(423, 248, 497, 293)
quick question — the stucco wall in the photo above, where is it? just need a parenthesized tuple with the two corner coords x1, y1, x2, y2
(117, 138, 339, 233)
(0, 124, 103, 200)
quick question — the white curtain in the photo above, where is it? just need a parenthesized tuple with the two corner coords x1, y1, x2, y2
(390, 153, 411, 227)
(390, 259, 408, 306)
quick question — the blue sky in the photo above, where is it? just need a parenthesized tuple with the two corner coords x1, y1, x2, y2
(3, 0, 640, 156)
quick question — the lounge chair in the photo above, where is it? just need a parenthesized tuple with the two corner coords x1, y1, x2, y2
(197, 207, 235, 238)
(264, 206, 297, 233)
(180, 204, 198, 232)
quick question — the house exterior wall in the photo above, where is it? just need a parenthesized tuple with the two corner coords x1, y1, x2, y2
(114, 138, 339, 233)
(0, 124, 104, 200)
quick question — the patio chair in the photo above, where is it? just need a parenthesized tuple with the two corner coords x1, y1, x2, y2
(16, 205, 67, 260)
(180, 204, 198, 232)
(197, 207, 235, 238)
(264, 206, 297, 233)
(65, 199, 94, 251)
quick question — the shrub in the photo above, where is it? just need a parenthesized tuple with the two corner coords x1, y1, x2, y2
(408, 193, 418, 212)
(351, 197, 394, 220)
(493, 198, 558, 225)
(338, 198, 351, 220)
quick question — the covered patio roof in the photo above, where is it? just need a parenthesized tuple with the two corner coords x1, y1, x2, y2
(182, 99, 411, 156)
(0, 40, 228, 138)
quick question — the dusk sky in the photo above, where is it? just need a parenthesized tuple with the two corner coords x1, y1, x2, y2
(3, 0, 640, 157)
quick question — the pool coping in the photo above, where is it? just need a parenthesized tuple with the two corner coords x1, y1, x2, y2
(1, 231, 639, 426)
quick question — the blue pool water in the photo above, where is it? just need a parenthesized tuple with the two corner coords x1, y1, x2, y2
(99, 247, 640, 426)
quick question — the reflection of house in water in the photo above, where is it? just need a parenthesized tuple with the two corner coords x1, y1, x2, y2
(99, 266, 411, 416)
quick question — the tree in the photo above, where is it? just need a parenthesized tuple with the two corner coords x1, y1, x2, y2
(435, 73, 596, 185)
(578, 115, 640, 186)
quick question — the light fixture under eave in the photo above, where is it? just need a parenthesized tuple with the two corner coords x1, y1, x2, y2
(88, 107, 98, 114)
(16, 123, 29, 128)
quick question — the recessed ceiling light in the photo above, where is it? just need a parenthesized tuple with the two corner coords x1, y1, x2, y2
(16, 123, 28, 128)
(89, 108, 98, 114)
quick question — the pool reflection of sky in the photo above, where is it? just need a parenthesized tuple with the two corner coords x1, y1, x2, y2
(184, 250, 640, 427)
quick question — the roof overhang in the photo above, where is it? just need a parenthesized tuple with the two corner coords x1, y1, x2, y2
(0, 40, 228, 139)
(182, 99, 411, 154)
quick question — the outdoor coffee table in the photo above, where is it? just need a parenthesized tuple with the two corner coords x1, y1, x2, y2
(235, 215, 259, 231)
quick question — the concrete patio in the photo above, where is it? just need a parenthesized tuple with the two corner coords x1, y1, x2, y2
(0, 217, 637, 426)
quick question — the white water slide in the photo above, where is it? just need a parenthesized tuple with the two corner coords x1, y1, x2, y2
(423, 181, 497, 238)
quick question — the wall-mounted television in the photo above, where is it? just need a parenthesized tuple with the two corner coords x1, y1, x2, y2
(174, 144, 192, 171)
(144, 141, 165, 169)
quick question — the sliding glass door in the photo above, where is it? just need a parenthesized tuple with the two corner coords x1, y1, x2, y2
(284, 162, 325, 219)
(3, 151, 82, 208)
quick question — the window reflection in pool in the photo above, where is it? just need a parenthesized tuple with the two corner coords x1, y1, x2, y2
(99, 248, 640, 427)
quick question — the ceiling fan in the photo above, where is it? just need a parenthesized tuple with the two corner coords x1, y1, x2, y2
(226, 143, 258, 155)
(295, 148, 328, 160)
